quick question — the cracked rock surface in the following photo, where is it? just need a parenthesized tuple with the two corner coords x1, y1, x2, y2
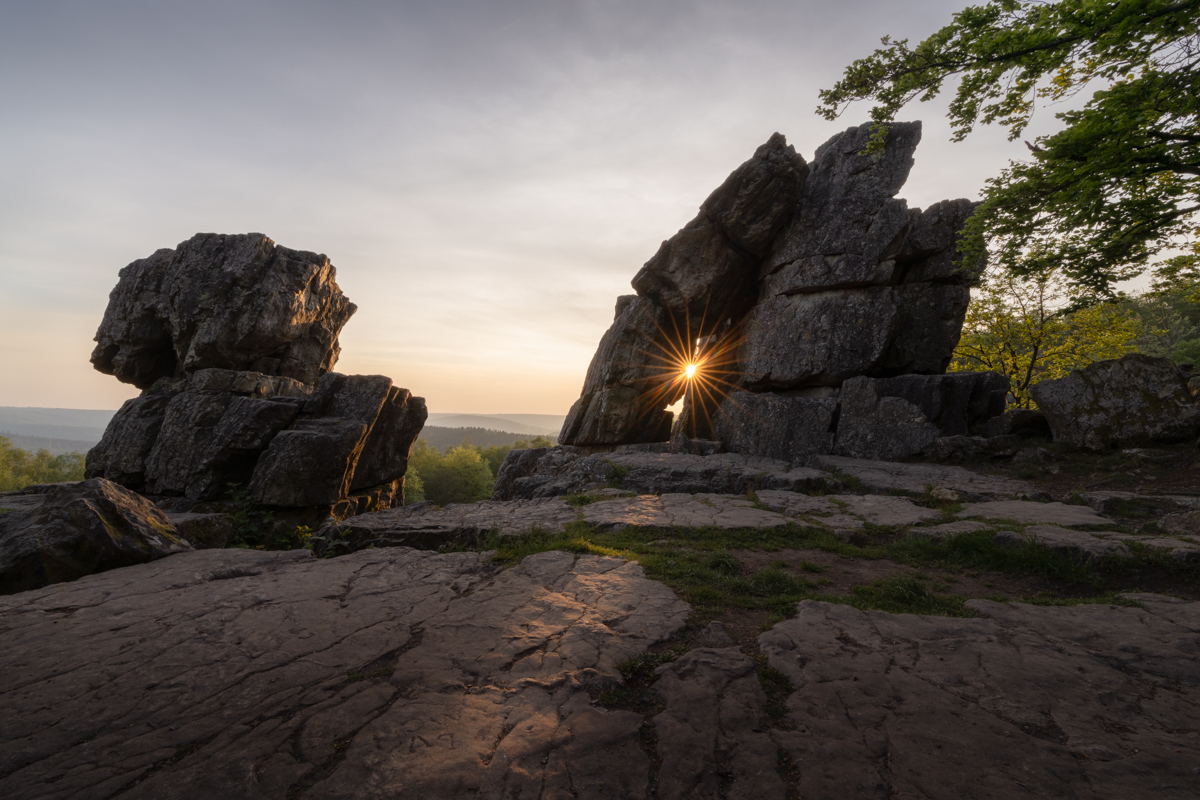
(0, 547, 688, 800)
(759, 596, 1200, 800)
(5, 548, 1198, 799)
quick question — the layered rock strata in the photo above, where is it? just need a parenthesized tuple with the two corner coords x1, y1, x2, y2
(86, 234, 426, 514)
(560, 122, 998, 461)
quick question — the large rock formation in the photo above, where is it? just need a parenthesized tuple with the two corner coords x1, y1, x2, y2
(91, 233, 356, 389)
(0, 478, 192, 594)
(560, 123, 999, 461)
(86, 234, 426, 515)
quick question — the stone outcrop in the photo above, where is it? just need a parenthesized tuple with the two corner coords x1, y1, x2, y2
(91, 233, 356, 389)
(0, 478, 192, 594)
(1030, 353, 1200, 450)
(87, 234, 427, 514)
(560, 122, 998, 460)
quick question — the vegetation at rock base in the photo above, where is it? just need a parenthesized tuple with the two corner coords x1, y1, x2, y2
(820, 0, 1200, 301)
(404, 435, 553, 506)
(0, 435, 85, 491)
(478, 519, 1193, 624)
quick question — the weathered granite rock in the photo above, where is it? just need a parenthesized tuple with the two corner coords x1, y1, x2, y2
(994, 525, 1132, 561)
(632, 133, 807, 319)
(872, 371, 1009, 436)
(559, 296, 680, 446)
(653, 647, 786, 800)
(759, 597, 1200, 799)
(739, 285, 972, 391)
(317, 492, 807, 552)
(908, 519, 992, 541)
(834, 376, 940, 461)
(807, 454, 1038, 500)
(739, 287, 900, 390)
(895, 198, 983, 284)
(712, 389, 837, 460)
(0, 479, 191, 594)
(957, 500, 1112, 526)
(875, 282, 971, 374)
(1031, 353, 1200, 450)
(91, 233, 356, 389)
(493, 448, 832, 500)
(250, 374, 392, 506)
(348, 386, 428, 492)
(698, 132, 811, 257)
(569, 122, 984, 454)
(83, 382, 180, 491)
(90, 367, 424, 510)
(761, 121, 921, 295)
(88, 237, 425, 514)
(166, 511, 235, 549)
(0, 547, 689, 799)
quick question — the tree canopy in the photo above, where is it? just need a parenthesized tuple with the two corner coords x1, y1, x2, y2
(819, 0, 1200, 300)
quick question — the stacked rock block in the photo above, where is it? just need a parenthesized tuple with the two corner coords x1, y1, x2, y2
(561, 122, 1007, 461)
(86, 233, 427, 516)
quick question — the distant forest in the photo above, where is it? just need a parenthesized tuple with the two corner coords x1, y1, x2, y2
(418, 426, 553, 453)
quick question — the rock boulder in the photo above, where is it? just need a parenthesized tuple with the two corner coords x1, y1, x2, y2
(91, 233, 356, 389)
(1030, 354, 1200, 450)
(0, 478, 191, 594)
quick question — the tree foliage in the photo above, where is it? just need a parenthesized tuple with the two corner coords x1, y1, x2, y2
(0, 436, 86, 492)
(402, 435, 554, 507)
(950, 268, 1141, 406)
(820, 0, 1200, 299)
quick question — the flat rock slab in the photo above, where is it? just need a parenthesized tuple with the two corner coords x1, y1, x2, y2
(0, 547, 689, 800)
(758, 596, 1200, 799)
(583, 493, 788, 530)
(909, 519, 993, 541)
(808, 455, 1036, 500)
(958, 500, 1113, 526)
(995, 525, 1132, 561)
(325, 497, 581, 549)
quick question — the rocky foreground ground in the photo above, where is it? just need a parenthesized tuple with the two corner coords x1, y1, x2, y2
(2, 547, 1198, 799)
(4, 450, 1200, 799)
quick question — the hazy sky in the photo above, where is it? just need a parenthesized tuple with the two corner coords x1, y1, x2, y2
(0, 0, 1065, 414)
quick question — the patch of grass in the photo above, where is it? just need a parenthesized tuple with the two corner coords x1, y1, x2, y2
(480, 515, 1199, 624)
(845, 575, 971, 616)
(828, 471, 867, 494)
(799, 560, 824, 573)
(346, 671, 365, 683)
(564, 493, 599, 508)
(707, 549, 740, 575)
(1104, 497, 1174, 518)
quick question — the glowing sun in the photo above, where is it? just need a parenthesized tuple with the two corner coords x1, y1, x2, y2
(684, 363, 698, 379)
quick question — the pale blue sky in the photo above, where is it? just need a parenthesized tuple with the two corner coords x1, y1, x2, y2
(0, 0, 1059, 413)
